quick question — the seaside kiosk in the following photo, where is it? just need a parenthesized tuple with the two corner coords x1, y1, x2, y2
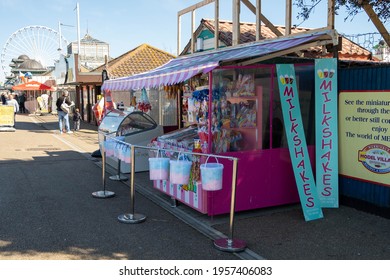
(101, 29, 340, 217)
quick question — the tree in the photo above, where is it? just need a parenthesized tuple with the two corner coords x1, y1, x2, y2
(295, 0, 389, 46)
(295, 0, 389, 22)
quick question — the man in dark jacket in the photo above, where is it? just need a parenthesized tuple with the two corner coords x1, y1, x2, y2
(56, 90, 73, 134)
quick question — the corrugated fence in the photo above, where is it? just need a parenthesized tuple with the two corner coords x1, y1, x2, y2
(339, 65, 390, 208)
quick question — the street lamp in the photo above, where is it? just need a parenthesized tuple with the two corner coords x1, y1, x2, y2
(58, 21, 74, 52)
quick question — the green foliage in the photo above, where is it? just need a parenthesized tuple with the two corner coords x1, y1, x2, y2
(295, 0, 389, 23)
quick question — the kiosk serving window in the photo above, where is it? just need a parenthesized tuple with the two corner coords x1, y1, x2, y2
(211, 66, 272, 152)
(210, 64, 315, 152)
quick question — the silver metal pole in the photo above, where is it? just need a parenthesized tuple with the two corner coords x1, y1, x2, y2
(214, 158, 246, 252)
(107, 138, 246, 252)
(118, 145, 146, 224)
(92, 134, 115, 198)
(76, 3, 81, 56)
(58, 21, 62, 51)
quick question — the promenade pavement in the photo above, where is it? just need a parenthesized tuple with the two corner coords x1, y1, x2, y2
(0, 113, 389, 260)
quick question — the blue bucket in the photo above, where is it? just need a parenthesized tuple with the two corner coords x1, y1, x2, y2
(200, 157, 223, 191)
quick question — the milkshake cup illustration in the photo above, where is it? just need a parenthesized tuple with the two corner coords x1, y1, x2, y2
(279, 75, 286, 85)
(324, 68, 329, 78)
(329, 69, 335, 78)
(317, 69, 324, 78)
(284, 75, 290, 84)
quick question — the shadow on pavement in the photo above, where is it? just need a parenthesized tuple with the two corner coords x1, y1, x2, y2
(0, 150, 237, 260)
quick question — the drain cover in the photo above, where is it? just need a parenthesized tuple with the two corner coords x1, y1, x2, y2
(26, 148, 61, 151)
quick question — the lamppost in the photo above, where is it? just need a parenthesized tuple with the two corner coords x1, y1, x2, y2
(58, 21, 74, 52)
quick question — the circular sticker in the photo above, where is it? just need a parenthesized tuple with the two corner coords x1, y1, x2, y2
(358, 144, 390, 174)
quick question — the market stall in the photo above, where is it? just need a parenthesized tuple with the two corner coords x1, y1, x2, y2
(12, 80, 54, 114)
(101, 29, 337, 215)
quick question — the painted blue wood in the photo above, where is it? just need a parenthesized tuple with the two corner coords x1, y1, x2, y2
(340, 65, 390, 90)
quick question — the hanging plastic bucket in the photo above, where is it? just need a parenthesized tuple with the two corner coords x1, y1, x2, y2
(170, 155, 192, 185)
(200, 156, 224, 191)
(149, 150, 169, 180)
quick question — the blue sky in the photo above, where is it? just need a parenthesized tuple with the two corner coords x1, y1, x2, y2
(0, 0, 385, 81)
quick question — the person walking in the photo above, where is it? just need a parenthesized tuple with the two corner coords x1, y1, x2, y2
(1, 92, 8, 105)
(55, 90, 73, 134)
(19, 92, 26, 113)
(6, 94, 19, 128)
(73, 108, 82, 131)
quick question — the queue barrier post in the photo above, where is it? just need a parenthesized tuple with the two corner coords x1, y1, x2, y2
(117, 144, 146, 224)
(213, 157, 246, 252)
(134, 145, 246, 252)
(92, 133, 115, 198)
(103, 139, 246, 251)
(109, 159, 128, 181)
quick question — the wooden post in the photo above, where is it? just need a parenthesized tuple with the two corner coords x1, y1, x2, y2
(232, 0, 240, 46)
(256, 0, 261, 40)
(241, 0, 284, 37)
(177, 0, 216, 54)
(285, 0, 292, 35)
(360, 0, 390, 47)
(191, 10, 196, 53)
(177, 15, 181, 55)
(327, 0, 335, 29)
(214, 0, 219, 49)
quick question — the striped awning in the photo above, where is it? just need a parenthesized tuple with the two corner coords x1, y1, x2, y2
(102, 30, 335, 91)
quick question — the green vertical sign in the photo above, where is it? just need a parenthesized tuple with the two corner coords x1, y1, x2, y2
(315, 58, 339, 208)
(277, 64, 323, 221)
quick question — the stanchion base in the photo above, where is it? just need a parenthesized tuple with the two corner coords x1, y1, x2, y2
(118, 213, 146, 224)
(92, 190, 115, 198)
(109, 174, 128, 181)
(214, 238, 246, 252)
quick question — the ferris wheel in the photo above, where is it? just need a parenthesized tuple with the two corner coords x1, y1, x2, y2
(0, 25, 68, 82)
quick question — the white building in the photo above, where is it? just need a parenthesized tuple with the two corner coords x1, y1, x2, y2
(67, 33, 110, 70)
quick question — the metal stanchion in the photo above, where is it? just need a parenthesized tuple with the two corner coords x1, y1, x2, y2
(92, 134, 115, 198)
(214, 158, 246, 252)
(109, 159, 128, 181)
(118, 144, 146, 224)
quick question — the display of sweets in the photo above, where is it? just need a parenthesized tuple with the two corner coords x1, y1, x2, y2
(225, 74, 255, 97)
(149, 157, 169, 180)
(170, 159, 192, 185)
(230, 101, 256, 128)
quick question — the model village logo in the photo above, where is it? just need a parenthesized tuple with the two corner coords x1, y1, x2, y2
(317, 68, 336, 79)
(358, 144, 390, 174)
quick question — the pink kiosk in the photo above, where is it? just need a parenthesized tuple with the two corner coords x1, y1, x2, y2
(153, 64, 315, 215)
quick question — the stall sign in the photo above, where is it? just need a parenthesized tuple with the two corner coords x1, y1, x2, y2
(315, 59, 339, 208)
(277, 64, 323, 221)
(339, 91, 390, 186)
(0, 106, 14, 126)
